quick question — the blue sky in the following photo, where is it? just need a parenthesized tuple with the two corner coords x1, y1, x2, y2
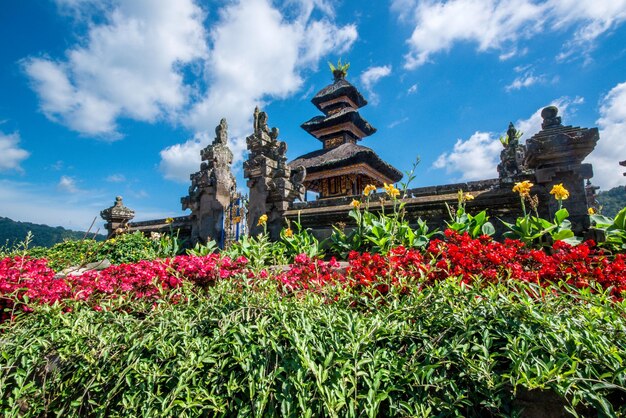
(1, 0, 626, 231)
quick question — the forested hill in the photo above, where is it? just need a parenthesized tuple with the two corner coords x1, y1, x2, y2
(596, 185, 626, 218)
(0, 216, 105, 248)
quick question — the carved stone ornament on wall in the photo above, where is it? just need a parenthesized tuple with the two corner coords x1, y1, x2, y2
(497, 122, 530, 182)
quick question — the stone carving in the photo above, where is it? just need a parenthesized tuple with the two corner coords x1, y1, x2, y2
(585, 179, 600, 210)
(181, 118, 236, 245)
(100, 196, 135, 238)
(497, 122, 528, 181)
(244, 107, 306, 239)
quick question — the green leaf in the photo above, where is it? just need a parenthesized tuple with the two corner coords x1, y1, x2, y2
(481, 222, 495, 236)
(551, 229, 574, 241)
(554, 208, 569, 225)
(613, 206, 626, 230)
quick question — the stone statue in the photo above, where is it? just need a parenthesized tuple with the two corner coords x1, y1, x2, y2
(506, 122, 518, 147)
(215, 118, 228, 145)
(290, 166, 307, 202)
(497, 122, 528, 181)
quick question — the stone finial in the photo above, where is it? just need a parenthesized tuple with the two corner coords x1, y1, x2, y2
(101, 196, 135, 221)
(541, 106, 562, 129)
(100, 196, 135, 238)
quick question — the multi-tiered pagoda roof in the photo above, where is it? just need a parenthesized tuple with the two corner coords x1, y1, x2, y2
(289, 66, 402, 199)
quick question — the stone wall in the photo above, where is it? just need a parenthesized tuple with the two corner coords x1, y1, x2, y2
(287, 179, 522, 240)
(128, 216, 192, 237)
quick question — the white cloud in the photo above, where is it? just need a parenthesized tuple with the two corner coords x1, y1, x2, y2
(395, 0, 626, 69)
(586, 81, 626, 190)
(180, 0, 357, 168)
(0, 130, 30, 172)
(58, 175, 79, 193)
(505, 71, 546, 91)
(500, 47, 528, 61)
(159, 133, 206, 183)
(24, 0, 208, 137)
(299, 20, 357, 67)
(360, 65, 392, 90)
(106, 174, 126, 182)
(24, 0, 357, 179)
(283, 0, 335, 22)
(388, 117, 409, 129)
(432, 96, 584, 180)
(432, 132, 503, 181)
(359, 65, 392, 104)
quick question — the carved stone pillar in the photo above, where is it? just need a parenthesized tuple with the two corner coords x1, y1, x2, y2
(100, 196, 135, 238)
(244, 107, 306, 240)
(181, 118, 236, 246)
(524, 106, 599, 233)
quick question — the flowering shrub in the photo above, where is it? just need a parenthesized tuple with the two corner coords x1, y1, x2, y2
(275, 253, 343, 292)
(0, 257, 70, 322)
(2, 230, 626, 323)
(346, 230, 626, 298)
(262, 231, 626, 299)
(0, 253, 251, 321)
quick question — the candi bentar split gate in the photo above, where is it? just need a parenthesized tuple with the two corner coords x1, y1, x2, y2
(101, 66, 603, 247)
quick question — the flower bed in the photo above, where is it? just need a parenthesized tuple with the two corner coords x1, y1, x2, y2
(2, 231, 625, 324)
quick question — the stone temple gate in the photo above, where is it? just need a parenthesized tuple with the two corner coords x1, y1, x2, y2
(102, 69, 606, 246)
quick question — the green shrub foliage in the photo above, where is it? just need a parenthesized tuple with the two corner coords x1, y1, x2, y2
(28, 239, 100, 271)
(1, 280, 624, 417)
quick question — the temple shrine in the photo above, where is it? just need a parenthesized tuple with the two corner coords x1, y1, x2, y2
(289, 62, 402, 198)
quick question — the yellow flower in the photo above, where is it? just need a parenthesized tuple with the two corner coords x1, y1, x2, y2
(383, 183, 400, 199)
(512, 180, 533, 198)
(232, 216, 241, 224)
(588, 207, 596, 215)
(109, 238, 116, 244)
(257, 214, 268, 226)
(351, 199, 361, 208)
(284, 228, 293, 238)
(550, 183, 569, 200)
(363, 184, 377, 196)
(165, 217, 174, 224)
(464, 193, 475, 201)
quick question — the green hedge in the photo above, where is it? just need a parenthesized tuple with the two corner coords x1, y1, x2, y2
(1, 280, 625, 417)
(24, 232, 159, 271)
